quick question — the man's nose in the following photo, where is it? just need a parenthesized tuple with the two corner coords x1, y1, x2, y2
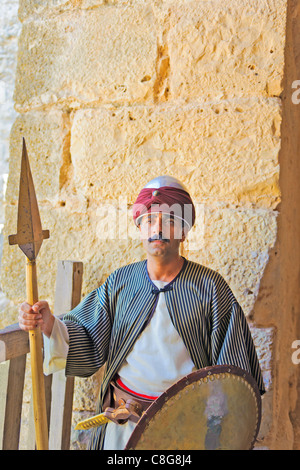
(153, 213, 163, 233)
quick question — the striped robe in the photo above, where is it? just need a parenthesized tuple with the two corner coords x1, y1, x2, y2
(63, 258, 265, 450)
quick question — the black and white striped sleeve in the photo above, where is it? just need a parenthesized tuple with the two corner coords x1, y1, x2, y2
(210, 274, 265, 395)
(63, 280, 113, 378)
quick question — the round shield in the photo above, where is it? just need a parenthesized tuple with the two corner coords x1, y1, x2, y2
(124, 365, 261, 450)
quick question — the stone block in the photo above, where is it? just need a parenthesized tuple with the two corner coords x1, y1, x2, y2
(18, 0, 134, 20)
(186, 205, 278, 316)
(18, 0, 103, 20)
(250, 326, 274, 376)
(6, 110, 68, 203)
(164, 0, 286, 101)
(14, 6, 158, 111)
(249, 325, 274, 439)
(72, 368, 104, 412)
(70, 98, 281, 209)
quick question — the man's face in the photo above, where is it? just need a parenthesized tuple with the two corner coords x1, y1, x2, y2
(139, 212, 186, 259)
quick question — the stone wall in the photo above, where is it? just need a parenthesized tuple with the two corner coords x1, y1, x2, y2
(0, 0, 289, 449)
(0, 0, 21, 311)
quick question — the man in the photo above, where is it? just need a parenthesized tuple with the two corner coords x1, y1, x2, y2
(19, 175, 265, 450)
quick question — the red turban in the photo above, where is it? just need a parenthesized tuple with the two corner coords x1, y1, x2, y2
(132, 186, 195, 229)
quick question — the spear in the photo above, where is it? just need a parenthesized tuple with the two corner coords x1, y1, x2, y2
(8, 138, 50, 450)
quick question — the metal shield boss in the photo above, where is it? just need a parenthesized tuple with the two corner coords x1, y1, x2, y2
(124, 365, 262, 450)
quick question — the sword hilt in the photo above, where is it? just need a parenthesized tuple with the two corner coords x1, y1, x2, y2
(75, 413, 110, 430)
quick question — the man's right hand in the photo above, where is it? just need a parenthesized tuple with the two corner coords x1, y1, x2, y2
(19, 301, 54, 338)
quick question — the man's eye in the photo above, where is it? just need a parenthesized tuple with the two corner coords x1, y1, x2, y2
(163, 218, 174, 225)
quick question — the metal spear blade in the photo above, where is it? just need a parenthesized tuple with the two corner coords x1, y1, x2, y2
(8, 138, 49, 260)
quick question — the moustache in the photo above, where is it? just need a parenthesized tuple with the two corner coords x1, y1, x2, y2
(148, 233, 170, 243)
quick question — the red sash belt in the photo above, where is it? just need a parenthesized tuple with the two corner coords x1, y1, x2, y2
(116, 376, 159, 400)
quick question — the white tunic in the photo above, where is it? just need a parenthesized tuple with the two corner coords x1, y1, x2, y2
(43, 280, 195, 449)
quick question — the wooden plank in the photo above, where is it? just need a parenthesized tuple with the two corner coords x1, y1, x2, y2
(2, 354, 27, 449)
(61, 376, 75, 450)
(44, 373, 53, 435)
(49, 370, 75, 449)
(25, 394, 37, 450)
(70, 261, 83, 310)
(48, 260, 83, 450)
(0, 361, 10, 449)
(52, 260, 83, 313)
(0, 341, 6, 364)
(0, 324, 29, 362)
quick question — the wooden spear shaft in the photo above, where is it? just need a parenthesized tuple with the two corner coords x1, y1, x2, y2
(26, 259, 49, 450)
(9, 138, 50, 450)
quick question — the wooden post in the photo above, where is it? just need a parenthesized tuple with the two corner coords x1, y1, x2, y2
(48, 260, 83, 450)
(2, 355, 27, 449)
